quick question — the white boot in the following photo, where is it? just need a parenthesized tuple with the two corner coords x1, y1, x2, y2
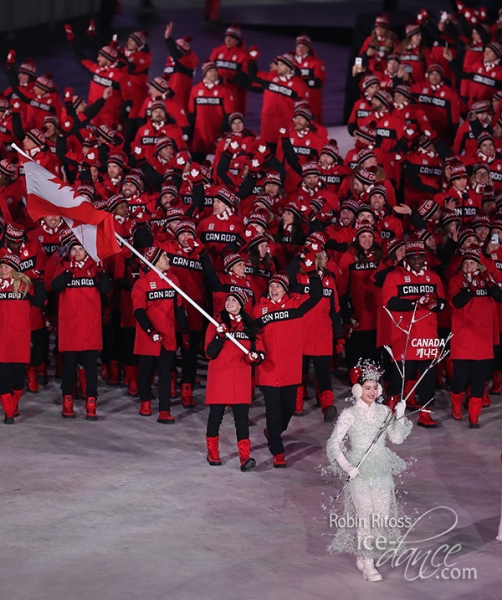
(497, 493, 502, 541)
(362, 558, 382, 582)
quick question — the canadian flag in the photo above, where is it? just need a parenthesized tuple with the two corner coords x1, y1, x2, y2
(23, 160, 120, 262)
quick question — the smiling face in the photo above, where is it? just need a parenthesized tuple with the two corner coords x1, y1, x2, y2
(360, 380, 379, 405)
(462, 258, 479, 274)
(225, 295, 241, 314)
(269, 281, 286, 302)
(231, 260, 246, 278)
(0, 263, 14, 279)
(407, 254, 425, 272)
(357, 231, 374, 250)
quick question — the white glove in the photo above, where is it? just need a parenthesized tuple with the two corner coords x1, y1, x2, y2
(347, 466, 359, 479)
(395, 401, 406, 419)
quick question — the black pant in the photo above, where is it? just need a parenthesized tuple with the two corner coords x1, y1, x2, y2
(346, 330, 379, 370)
(493, 334, 502, 372)
(206, 404, 250, 441)
(138, 348, 175, 411)
(450, 359, 492, 397)
(30, 327, 48, 368)
(0, 363, 26, 394)
(121, 327, 138, 366)
(261, 385, 297, 455)
(302, 355, 332, 393)
(102, 309, 121, 364)
(387, 359, 436, 405)
(176, 330, 201, 385)
(61, 351, 98, 397)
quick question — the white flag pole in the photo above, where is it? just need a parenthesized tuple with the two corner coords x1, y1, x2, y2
(115, 233, 250, 355)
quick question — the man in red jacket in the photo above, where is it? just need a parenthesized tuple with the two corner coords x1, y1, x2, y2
(253, 267, 322, 468)
(210, 24, 248, 115)
(188, 61, 233, 160)
(382, 240, 446, 427)
(293, 34, 326, 123)
(247, 50, 309, 147)
(131, 246, 190, 423)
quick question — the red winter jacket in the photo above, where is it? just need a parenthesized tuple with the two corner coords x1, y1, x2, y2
(210, 44, 249, 115)
(204, 317, 265, 405)
(448, 270, 501, 360)
(131, 269, 189, 356)
(382, 264, 446, 361)
(0, 278, 44, 363)
(252, 275, 322, 387)
(51, 257, 112, 352)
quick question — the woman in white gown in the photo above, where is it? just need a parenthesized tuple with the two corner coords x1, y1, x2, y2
(326, 361, 412, 582)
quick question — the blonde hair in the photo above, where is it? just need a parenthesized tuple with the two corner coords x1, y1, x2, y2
(11, 271, 31, 299)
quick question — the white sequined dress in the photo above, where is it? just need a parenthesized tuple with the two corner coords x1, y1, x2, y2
(326, 398, 412, 558)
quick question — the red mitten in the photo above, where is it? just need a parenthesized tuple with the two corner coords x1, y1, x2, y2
(149, 329, 163, 343)
(64, 87, 73, 106)
(245, 351, 262, 364)
(64, 24, 75, 44)
(248, 46, 261, 60)
(6, 49, 16, 66)
(335, 338, 345, 355)
(215, 323, 229, 338)
(300, 249, 318, 275)
(87, 19, 96, 37)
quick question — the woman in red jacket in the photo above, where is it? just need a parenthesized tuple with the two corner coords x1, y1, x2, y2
(253, 264, 322, 468)
(287, 233, 344, 422)
(338, 222, 383, 383)
(205, 289, 265, 471)
(131, 246, 190, 423)
(51, 234, 112, 420)
(0, 254, 45, 424)
(448, 247, 502, 428)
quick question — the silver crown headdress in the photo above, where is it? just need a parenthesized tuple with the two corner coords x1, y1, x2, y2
(354, 359, 385, 384)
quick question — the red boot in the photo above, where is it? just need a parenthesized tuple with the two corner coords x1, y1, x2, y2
(319, 390, 337, 422)
(180, 383, 195, 408)
(404, 380, 420, 409)
(237, 439, 256, 471)
(482, 384, 491, 408)
(206, 436, 221, 465)
(386, 395, 400, 413)
(468, 397, 483, 429)
(26, 366, 39, 393)
(273, 453, 287, 468)
(125, 365, 139, 396)
(139, 400, 152, 416)
(450, 391, 464, 420)
(85, 397, 98, 421)
(0, 393, 16, 424)
(491, 371, 502, 395)
(78, 366, 87, 398)
(36, 362, 48, 385)
(294, 385, 304, 417)
(101, 362, 110, 380)
(171, 371, 178, 398)
(417, 409, 438, 428)
(62, 395, 76, 418)
(107, 361, 120, 385)
(158, 410, 175, 423)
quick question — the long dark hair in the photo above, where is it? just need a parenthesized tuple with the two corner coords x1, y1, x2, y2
(352, 237, 383, 263)
(219, 307, 260, 342)
(249, 243, 273, 272)
(274, 214, 304, 245)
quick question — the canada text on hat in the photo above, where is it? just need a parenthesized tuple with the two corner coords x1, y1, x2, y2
(449, 162, 467, 180)
(355, 167, 377, 186)
(394, 84, 413, 101)
(19, 58, 36, 77)
(0, 159, 16, 177)
(265, 172, 282, 186)
(122, 173, 144, 191)
(340, 199, 359, 215)
(0, 253, 21, 271)
(150, 76, 171, 94)
(405, 240, 425, 256)
(97, 124, 116, 143)
(269, 273, 289, 293)
(356, 124, 376, 142)
(295, 34, 312, 51)
(59, 228, 80, 248)
(202, 60, 217, 78)
(143, 246, 164, 266)
(373, 89, 393, 108)
(321, 140, 340, 162)
(107, 153, 126, 169)
(307, 231, 327, 249)
(247, 231, 267, 250)
(477, 131, 494, 147)
(418, 199, 439, 220)
(150, 99, 167, 114)
(164, 207, 185, 223)
(458, 228, 476, 248)
(26, 128, 46, 148)
(216, 187, 237, 209)
(356, 148, 375, 167)
(461, 246, 481, 264)
(472, 215, 490, 229)
(129, 30, 146, 48)
(368, 183, 387, 201)
(160, 184, 179, 199)
(227, 288, 248, 308)
(361, 74, 380, 91)
(374, 15, 390, 29)
(35, 74, 54, 93)
(426, 63, 444, 76)
(294, 106, 312, 123)
(228, 112, 245, 125)
(302, 162, 320, 177)
(176, 36, 192, 54)
(283, 201, 303, 220)
(5, 223, 25, 242)
(385, 237, 405, 257)
(253, 195, 273, 211)
(355, 220, 375, 238)
(225, 23, 242, 43)
(441, 210, 460, 228)
(156, 136, 176, 153)
(107, 194, 127, 212)
(223, 253, 244, 272)
(487, 42, 502, 60)
(174, 220, 196, 238)
(470, 100, 489, 114)
(248, 211, 268, 228)
(277, 53, 296, 72)
(405, 23, 421, 37)
(77, 184, 95, 200)
(99, 45, 119, 63)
